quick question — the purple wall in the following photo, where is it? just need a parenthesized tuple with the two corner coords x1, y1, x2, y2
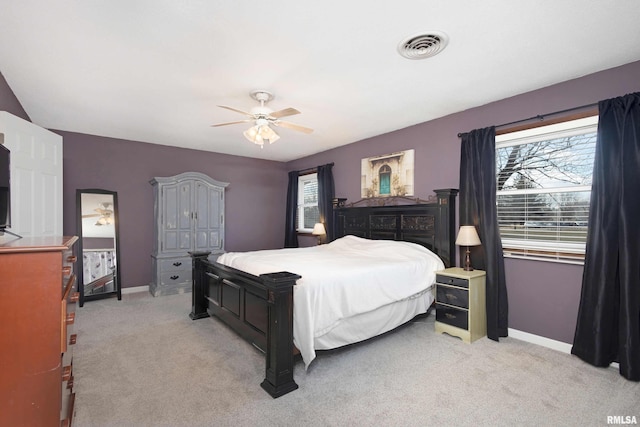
(58, 131, 288, 289)
(288, 60, 640, 343)
(0, 72, 29, 121)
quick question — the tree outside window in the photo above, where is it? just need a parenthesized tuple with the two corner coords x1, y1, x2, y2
(495, 116, 598, 263)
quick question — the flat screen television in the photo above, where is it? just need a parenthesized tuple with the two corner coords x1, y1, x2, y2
(0, 143, 10, 232)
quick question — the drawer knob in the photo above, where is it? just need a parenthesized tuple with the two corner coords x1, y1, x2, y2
(67, 255, 78, 263)
(173, 261, 182, 266)
(70, 292, 80, 303)
(69, 334, 77, 345)
(67, 376, 74, 390)
(66, 312, 75, 325)
(62, 365, 72, 381)
(62, 266, 72, 276)
(170, 275, 179, 280)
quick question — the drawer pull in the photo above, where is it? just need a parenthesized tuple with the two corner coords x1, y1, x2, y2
(66, 312, 75, 325)
(67, 376, 74, 389)
(170, 275, 179, 280)
(445, 293, 458, 300)
(62, 266, 72, 276)
(445, 313, 456, 319)
(70, 292, 80, 303)
(67, 255, 78, 263)
(69, 334, 77, 345)
(62, 365, 72, 382)
(173, 261, 182, 266)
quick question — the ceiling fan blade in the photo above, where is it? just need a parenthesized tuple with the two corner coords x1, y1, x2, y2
(269, 107, 300, 119)
(275, 120, 314, 134)
(211, 120, 253, 127)
(217, 105, 253, 117)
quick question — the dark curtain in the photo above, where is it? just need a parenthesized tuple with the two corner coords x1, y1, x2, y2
(317, 163, 335, 242)
(284, 170, 299, 248)
(459, 126, 509, 341)
(571, 92, 640, 381)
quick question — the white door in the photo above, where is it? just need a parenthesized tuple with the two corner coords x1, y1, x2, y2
(0, 111, 63, 237)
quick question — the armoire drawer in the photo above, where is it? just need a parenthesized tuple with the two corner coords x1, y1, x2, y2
(159, 270, 192, 286)
(159, 258, 191, 273)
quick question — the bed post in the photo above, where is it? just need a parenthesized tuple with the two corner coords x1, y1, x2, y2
(189, 251, 211, 320)
(259, 271, 301, 398)
(434, 189, 458, 268)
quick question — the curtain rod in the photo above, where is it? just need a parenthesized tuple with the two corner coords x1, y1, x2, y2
(297, 162, 334, 175)
(457, 101, 599, 138)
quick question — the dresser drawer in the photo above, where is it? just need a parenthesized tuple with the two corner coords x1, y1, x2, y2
(436, 285, 469, 309)
(436, 274, 469, 288)
(436, 304, 469, 330)
(61, 274, 78, 354)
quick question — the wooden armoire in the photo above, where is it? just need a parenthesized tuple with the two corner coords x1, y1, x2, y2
(149, 172, 228, 296)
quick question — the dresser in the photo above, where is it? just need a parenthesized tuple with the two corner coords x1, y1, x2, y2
(0, 236, 79, 426)
(150, 172, 228, 296)
(434, 267, 486, 343)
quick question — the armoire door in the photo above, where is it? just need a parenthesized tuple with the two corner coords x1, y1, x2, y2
(193, 180, 223, 252)
(160, 181, 193, 252)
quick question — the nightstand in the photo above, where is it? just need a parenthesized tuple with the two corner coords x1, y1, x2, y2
(434, 267, 486, 343)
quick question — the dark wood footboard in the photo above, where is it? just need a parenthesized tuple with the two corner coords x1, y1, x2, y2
(189, 251, 300, 398)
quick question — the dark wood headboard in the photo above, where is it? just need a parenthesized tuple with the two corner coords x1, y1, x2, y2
(332, 189, 458, 268)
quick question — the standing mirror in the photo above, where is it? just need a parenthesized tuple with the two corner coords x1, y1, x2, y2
(76, 189, 122, 306)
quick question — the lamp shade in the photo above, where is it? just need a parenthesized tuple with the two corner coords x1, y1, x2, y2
(455, 225, 481, 246)
(312, 223, 326, 235)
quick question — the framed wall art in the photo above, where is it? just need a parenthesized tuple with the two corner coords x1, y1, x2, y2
(361, 149, 414, 198)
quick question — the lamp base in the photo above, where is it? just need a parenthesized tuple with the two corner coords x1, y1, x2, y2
(463, 247, 474, 271)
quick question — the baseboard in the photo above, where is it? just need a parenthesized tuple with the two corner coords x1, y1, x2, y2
(121, 285, 149, 295)
(508, 328, 620, 369)
(508, 328, 573, 353)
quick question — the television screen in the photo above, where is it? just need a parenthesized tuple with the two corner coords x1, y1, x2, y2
(0, 144, 10, 230)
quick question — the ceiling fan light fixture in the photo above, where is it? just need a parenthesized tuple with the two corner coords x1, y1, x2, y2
(243, 124, 280, 148)
(214, 90, 311, 147)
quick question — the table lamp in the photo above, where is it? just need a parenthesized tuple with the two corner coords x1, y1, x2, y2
(455, 225, 481, 271)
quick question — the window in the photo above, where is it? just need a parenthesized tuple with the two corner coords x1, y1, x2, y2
(297, 173, 319, 233)
(495, 115, 598, 264)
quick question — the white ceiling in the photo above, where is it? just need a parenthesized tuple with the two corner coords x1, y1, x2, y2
(1, 1, 639, 162)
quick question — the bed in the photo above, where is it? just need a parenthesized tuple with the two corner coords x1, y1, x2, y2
(190, 188, 457, 398)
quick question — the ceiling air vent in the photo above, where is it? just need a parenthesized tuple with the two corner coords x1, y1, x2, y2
(397, 32, 448, 60)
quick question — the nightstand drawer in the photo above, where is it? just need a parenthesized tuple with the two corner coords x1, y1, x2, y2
(436, 286, 469, 309)
(436, 274, 469, 288)
(436, 304, 469, 330)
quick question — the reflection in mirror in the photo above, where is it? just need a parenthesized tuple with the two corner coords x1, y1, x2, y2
(76, 189, 122, 307)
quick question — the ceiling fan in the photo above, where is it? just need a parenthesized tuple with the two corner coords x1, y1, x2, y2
(212, 90, 313, 147)
(82, 203, 114, 226)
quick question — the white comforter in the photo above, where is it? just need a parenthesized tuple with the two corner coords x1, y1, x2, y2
(217, 235, 444, 367)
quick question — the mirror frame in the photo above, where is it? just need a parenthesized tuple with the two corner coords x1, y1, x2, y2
(76, 188, 122, 306)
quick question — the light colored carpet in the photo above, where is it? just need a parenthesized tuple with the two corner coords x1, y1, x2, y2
(73, 292, 639, 427)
